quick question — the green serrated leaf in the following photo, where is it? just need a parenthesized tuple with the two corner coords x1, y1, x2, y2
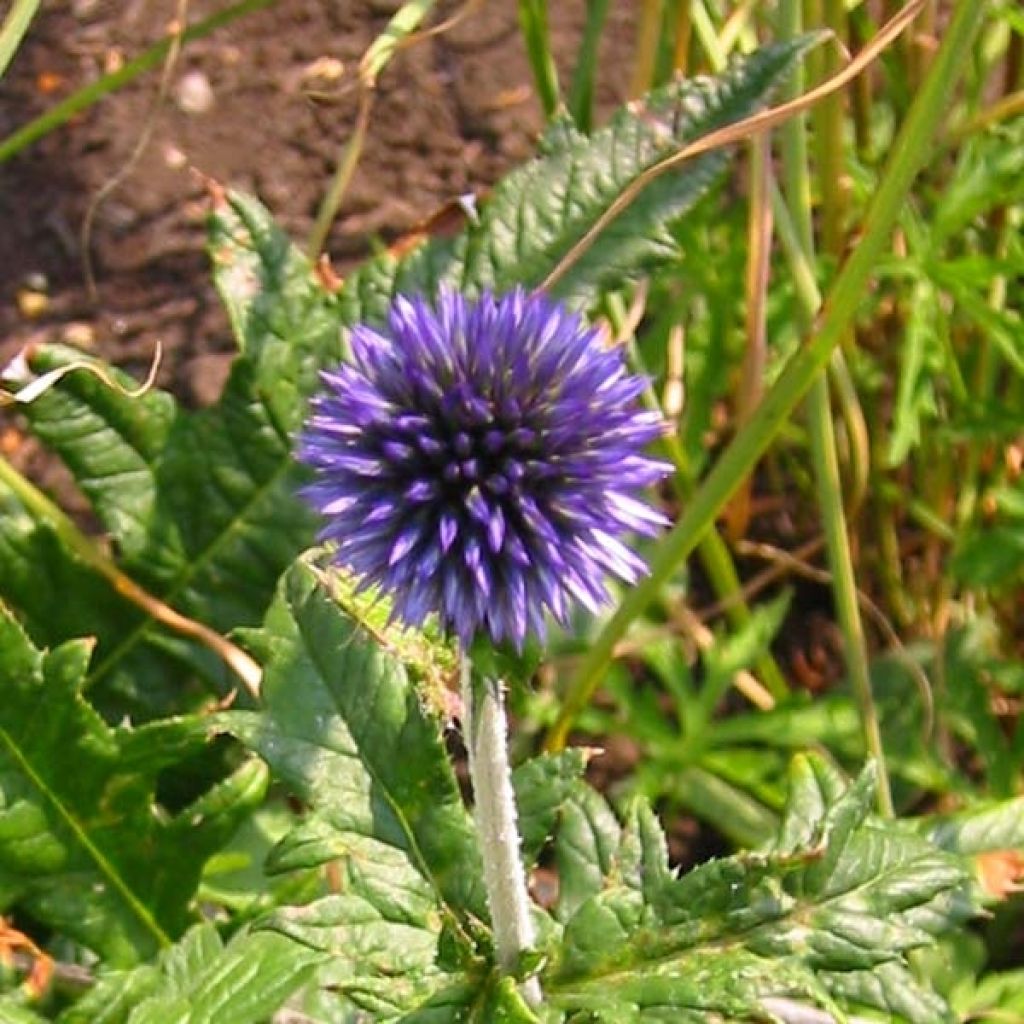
(551, 948, 829, 1023)
(219, 559, 485, 925)
(263, 832, 442, 980)
(512, 749, 589, 870)
(0, 606, 259, 964)
(822, 960, 955, 1024)
(766, 752, 840, 856)
(922, 797, 1024, 855)
(57, 965, 164, 1024)
(0, 479, 196, 718)
(62, 924, 321, 1024)
(342, 38, 820, 317)
(543, 755, 973, 1023)
(7, 344, 175, 560)
(554, 781, 622, 922)
(1, 190, 342, 705)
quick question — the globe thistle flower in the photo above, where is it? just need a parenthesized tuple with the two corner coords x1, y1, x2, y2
(298, 287, 669, 649)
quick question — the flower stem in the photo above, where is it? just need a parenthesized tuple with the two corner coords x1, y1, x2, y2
(460, 657, 542, 1008)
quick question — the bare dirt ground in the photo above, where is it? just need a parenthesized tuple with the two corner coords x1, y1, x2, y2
(0, 1, 638, 403)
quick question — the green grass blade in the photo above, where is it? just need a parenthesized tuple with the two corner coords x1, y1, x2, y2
(567, 0, 611, 131)
(0, 0, 39, 81)
(518, 0, 561, 119)
(360, 0, 436, 84)
(548, 0, 990, 751)
(777, 0, 894, 816)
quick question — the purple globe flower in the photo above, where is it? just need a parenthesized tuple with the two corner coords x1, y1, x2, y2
(298, 287, 669, 649)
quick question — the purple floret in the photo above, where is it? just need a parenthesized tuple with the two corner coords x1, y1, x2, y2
(298, 287, 670, 649)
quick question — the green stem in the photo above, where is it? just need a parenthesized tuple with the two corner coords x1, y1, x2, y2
(779, 0, 892, 814)
(518, 0, 561, 119)
(630, 0, 664, 98)
(0, 0, 40, 81)
(806, 377, 893, 814)
(0, 0, 274, 163)
(308, 1, 437, 259)
(568, 0, 611, 132)
(690, 0, 727, 71)
(547, 0, 987, 752)
(669, 0, 693, 75)
(307, 91, 372, 260)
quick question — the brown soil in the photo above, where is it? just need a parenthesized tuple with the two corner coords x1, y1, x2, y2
(0, 0, 638, 403)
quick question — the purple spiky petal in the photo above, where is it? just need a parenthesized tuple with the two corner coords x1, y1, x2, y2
(298, 286, 670, 649)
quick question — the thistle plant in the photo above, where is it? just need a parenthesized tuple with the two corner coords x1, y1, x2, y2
(298, 287, 669, 1000)
(0, 4, 1015, 1020)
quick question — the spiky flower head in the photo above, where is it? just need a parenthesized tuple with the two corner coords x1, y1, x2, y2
(298, 287, 669, 649)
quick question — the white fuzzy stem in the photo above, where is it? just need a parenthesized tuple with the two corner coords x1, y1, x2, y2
(460, 658, 542, 1008)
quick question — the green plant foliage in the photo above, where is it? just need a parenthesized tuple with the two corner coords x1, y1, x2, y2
(341, 37, 818, 317)
(512, 748, 589, 870)
(0, 13, 1020, 1020)
(954, 968, 1024, 1024)
(544, 755, 973, 1023)
(576, 596, 792, 847)
(57, 923, 321, 1024)
(203, 564, 989, 1023)
(0, 604, 263, 964)
(221, 559, 486, 922)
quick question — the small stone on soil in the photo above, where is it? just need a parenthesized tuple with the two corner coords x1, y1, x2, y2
(163, 144, 188, 170)
(175, 70, 215, 115)
(62, 323, 96, 350)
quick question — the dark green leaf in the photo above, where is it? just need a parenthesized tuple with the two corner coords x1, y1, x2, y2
(342, 38, 821, 315)
(553, 781, 622, 922)
(0, 605, 262, 964)
(543, 754, 974, 1022)
(61, 923, 321, 1024)
(219, 559, 485, 924)
(512, 748, 589, 869)
(921, 797, 1024, 855)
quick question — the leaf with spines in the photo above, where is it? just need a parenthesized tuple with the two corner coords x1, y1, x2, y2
(553, 777, 623, 922)
(512, 748, 589, 870)
(0, 193, 336, 707)
(57, 924, 321, 1024)
(342, 37, 820, 317)
(217, 559, 568, 1020)
(923, 797, 1024, 855)
(0, 603, 264, 964)
(540, 754, 975, 1023)
(220, 559, 485, 925)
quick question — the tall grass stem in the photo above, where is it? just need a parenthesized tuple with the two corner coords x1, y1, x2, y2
(0, 0, 40, 81)
(518, 0, 561, 119)
(779, 0, 893, 814)
(547, 0, 987, 753)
